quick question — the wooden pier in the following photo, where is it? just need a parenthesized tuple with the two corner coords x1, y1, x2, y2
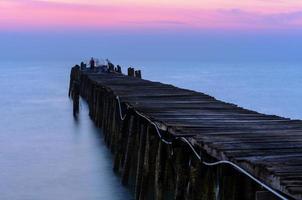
(69, 64, 302, 200)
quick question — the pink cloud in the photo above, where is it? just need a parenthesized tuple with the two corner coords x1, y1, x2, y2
(1, 0, 302, 31)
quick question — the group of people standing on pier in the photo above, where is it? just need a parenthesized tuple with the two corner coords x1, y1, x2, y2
(79, 57, 119, 73)
(79, 57, 95, 70)
(70, 57, 122, 117)
(70, 58, 142, 117)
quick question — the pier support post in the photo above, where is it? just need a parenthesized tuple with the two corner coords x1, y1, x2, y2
(121, 116, 135, 185)
(135, 70, 142, 79)
(135, 124, 147, 199)
(217, 165, 256, 200)
(72, 81, 80, 116)
(113, 110, 131, 174)
(128, 67, 135, 77)
(154, 140, 168, 200)
(174, 144, 190, 200)
(68, 64, 80, 97)
(138, 125, 151, 200)
(185, 158, 203, 200)
(69, 65, 81, 117)
(255, 191, 278, 200)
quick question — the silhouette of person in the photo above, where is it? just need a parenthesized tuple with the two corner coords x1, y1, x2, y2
(80, 62, 86, 70)
(90, 57, 95, 69)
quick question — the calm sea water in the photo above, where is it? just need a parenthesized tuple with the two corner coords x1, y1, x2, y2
(0, 61, 132, 200)
(0, 60, 301, 199)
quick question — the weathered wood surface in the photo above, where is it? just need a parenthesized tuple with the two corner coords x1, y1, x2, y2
(74, 68, 302, 200)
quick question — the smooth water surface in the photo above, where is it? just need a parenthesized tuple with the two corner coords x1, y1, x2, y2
(0, 60, 301, 200)
(0, 61, 132, 200)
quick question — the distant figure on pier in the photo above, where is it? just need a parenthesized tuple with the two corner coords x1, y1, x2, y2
(108, 62, 115, 72)
(80, 62, 86, 70)
(89, 57, 95, 70)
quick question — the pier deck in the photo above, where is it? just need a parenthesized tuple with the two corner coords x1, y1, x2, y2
(72, 69, 302, 200)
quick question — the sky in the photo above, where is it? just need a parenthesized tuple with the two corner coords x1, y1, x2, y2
(0, 0, 302, 61)
(2, 0, 302, 31)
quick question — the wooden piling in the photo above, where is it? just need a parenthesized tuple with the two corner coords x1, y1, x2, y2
(135, 70, 142, 78)
(154, 140, 167, 200)
(72, 81, 80, 116)
(135, 124, 147, 199)
(128, 67, 135, 77)
(121, 116, 135, 185)
(173, 143, 190, 200)
(68, 64, 80, 97)
(138, 125, 151, 200)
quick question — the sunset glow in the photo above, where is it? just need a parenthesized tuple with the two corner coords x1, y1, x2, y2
(1, 0, 302, 31)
